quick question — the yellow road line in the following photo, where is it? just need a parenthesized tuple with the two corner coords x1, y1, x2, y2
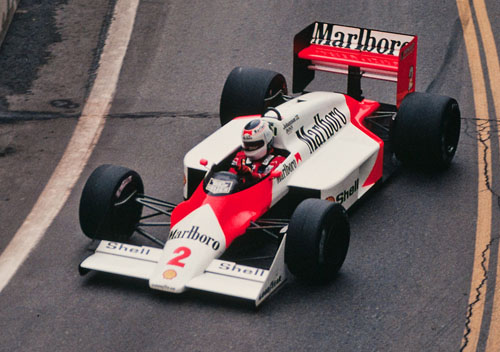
(456, 0, 493, 350)
(0, 0, 140, 292)
(473, 0, 500, 119)
(471, 0, 500, 350)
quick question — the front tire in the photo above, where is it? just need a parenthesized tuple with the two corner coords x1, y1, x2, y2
(219, 67, 287, 126)
(285, 199, 350, 283)
(392, 92, 461, 169)
(79, 164, 144, 242)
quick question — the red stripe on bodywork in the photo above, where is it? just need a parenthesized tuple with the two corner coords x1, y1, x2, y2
(345, 96, 384, 187)
(171, 176, 273, 248)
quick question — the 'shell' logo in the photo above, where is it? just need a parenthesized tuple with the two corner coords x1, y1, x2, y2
(335, 179, 359, 204)
(163, 269, 177, 280)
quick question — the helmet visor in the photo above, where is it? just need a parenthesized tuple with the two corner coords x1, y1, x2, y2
(243, 140, 264, 151)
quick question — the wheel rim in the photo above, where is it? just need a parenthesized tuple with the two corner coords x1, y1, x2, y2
(263, 76, 287, 111)
(318, 227, 328, 265)
(441, 102, 460, 162)
(319, 220, 343, 269)
(107, 173, 143, 241)
(114, 175, 140, 206)
(319, 210, 349, 273)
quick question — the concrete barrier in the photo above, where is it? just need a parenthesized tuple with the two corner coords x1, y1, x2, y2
(0, 0, 20, 48)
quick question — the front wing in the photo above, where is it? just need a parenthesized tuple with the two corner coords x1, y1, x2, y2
(79, 235, 287, 306)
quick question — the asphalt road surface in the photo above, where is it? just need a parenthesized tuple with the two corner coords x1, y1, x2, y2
(0, 0, 499, 351)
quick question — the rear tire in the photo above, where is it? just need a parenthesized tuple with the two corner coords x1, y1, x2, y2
(219, 67, 287, 126)
(392, 92, 461, 169)
(285, 199, 350, 283)
(79, 164, 144, 242)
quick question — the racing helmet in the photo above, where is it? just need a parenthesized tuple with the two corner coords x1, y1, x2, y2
(241, 119, 274, 161)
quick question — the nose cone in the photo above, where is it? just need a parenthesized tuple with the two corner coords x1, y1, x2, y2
(149, 204, 226, 293)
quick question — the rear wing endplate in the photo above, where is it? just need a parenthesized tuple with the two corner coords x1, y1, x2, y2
(293, 22, 418, 107)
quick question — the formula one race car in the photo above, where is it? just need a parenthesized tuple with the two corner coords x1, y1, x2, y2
(78, 22, 461, 306)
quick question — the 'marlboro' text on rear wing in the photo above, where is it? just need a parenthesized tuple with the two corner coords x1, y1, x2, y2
(293, 22, 418, 107)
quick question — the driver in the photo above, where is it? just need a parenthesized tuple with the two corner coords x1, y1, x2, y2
(231, 119, 285, 181)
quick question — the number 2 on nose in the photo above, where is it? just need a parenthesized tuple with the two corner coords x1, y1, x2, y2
(167, 247, 191, 267)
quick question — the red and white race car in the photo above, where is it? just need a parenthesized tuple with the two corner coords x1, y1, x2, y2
(78, 22, 461, 306)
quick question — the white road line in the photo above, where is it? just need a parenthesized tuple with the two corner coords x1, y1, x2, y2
(0, 0, 140, 292)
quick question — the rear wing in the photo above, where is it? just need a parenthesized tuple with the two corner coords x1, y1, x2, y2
(293, 22, 418, 107)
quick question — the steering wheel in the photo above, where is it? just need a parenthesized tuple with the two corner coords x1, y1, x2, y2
(263, 107, 282, 121)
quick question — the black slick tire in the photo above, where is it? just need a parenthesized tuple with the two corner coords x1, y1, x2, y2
(219, 67, 287, 126)
(285, 199, 350, 283)
(392, 92, 461, 169)
(79, 164, 144, 242)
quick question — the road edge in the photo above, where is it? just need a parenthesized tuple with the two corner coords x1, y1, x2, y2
(0, 0, 140, 292)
